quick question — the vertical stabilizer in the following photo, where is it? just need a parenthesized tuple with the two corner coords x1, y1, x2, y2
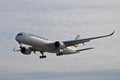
(75, 34, 80, 40)
(74, 34, 80, 48)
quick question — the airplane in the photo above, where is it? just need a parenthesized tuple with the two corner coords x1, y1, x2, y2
(13, 31, 114, 59)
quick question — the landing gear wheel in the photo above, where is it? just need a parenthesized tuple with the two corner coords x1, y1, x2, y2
(39, 51, 46, 59)
(39, 55, 46, 59)
(56, 53, 63, 56)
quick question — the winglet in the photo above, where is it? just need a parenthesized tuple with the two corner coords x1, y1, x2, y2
(110, 31, 115, 36)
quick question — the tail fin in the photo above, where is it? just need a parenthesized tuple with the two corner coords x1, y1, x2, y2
(74, 34, 80, 48)
(75, 34, 80, 40)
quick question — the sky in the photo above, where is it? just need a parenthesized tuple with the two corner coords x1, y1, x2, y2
(0, 0, 120, 80)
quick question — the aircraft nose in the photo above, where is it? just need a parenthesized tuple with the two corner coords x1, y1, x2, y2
(15, 35, 19, 42)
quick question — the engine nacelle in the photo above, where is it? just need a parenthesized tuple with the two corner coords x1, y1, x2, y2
(54, 41, 65, 49)
(20, 47, 32, 55)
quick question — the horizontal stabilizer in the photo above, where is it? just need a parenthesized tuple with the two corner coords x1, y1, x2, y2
(76, 47, 94, 52)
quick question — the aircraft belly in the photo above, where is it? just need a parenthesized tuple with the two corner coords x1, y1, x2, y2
(62, 47, 76, 55)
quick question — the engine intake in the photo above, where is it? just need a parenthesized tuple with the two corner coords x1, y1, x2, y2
(20, 47, 31, 55)
(54, 41, 65, 49)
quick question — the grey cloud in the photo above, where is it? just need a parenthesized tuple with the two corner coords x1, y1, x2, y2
(0, 70, 120, 80)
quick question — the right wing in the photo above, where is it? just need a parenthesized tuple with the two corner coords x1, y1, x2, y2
(63, 31, 115, 47)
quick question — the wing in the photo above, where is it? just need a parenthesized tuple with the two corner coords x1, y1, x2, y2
(63, 31, 115, 47)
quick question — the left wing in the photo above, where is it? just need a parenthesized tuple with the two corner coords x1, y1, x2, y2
(63, 31, 114, 47)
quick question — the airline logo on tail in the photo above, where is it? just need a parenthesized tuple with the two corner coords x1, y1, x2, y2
(74, 34, 80, 48)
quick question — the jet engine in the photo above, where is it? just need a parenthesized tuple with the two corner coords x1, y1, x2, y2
(20, 47, 32, 55)
(54, 41, 65, 49)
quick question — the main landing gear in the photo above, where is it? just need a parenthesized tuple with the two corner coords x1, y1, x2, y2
(56, 53, 63, 56)
(39, 51, 46, 59)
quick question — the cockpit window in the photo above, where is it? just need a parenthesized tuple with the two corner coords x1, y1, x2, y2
(17, 33, 23, 36)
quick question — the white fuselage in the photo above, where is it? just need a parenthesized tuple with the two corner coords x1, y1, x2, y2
(15, 31, 114, 58)
(15, 32, 77, 54)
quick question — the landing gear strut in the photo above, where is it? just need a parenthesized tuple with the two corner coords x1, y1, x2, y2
(56, 50, 63, 56)
(19, 42, 23, 49)
(39, 51, 46, 59)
